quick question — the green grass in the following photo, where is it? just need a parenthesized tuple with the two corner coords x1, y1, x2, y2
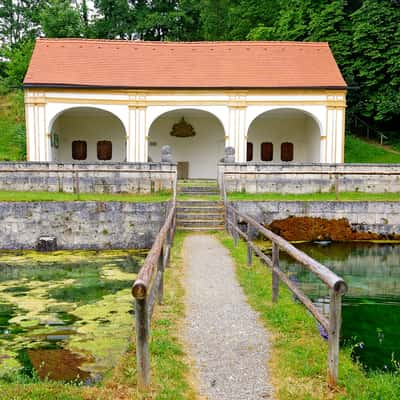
(228, 191, 400, 202)
(0, 91, 26, 161)
(0, 191, 171, 202)
(218, 232, 400, 400)
(345, 135, 400, 164)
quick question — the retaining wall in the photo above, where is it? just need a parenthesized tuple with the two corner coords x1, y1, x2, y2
(0, 201, 169, 250)
(232, 201, 400, 235)
(0, 162, 176, 193)
(220, 163, 400, 193)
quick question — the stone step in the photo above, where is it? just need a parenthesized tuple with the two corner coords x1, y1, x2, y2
(177, 226, 225, 231)
(179, 186, 219, 192)
(177, 200, 223, 207)
(177, 213, 224, 220)
(178, 180, 217, 186)
(177, 219, 225, 228)
(177, 206, 224, 214)
(179, 191, 220, 196)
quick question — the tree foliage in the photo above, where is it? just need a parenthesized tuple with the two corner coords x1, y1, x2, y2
(40, 0, 83, 38)
(0, 0, 398, 135)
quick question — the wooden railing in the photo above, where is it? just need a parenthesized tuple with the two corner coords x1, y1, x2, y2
(131, 174, 177, 390)
(226, 204, 347, 387)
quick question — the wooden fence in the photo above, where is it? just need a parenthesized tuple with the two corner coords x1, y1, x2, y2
(225, 204, 347, 387)
(131, 175, 177, 389)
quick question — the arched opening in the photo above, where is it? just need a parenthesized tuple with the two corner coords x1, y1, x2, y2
(50, 107, 127, 162)
(247, 108, 321, 163)
(148, 109, 226, 179)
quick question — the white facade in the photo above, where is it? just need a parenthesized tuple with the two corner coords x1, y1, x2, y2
(25, 89, 346, 178)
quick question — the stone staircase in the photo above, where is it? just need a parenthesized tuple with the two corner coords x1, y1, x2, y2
(176, 180, 225, 231)
(178, 179, 219, 196)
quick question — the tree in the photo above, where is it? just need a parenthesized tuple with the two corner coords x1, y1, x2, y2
(230, 0, 280, 40)
(351, 0, 400, 126)
(3, 39, 34, 87)
(134, 0, 183, 41)
(0, 0, 43, 46)
(200, 0, 231, 40)
(40, 0, 83, 38)
(93, 0, 133, 39)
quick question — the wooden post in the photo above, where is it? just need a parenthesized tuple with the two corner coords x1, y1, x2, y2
(158, 247, 164, 305)
(327, 289, 342, 388)
(247, 224, 252, 266)
(272, 242, 280, 303)
(233, 213, 238, 247)
(335, 175, 339, 201)
(135, 298, 150, 390)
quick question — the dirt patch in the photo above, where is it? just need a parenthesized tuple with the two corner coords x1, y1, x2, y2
(268, 216, 399, 242)
(28, 348, 92, 381)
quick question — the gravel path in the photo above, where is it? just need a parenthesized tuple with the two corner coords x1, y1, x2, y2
(183, 234, 273, 400)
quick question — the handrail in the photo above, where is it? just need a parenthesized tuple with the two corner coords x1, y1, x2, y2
(225, 203, 347, 388)
(131, 172, 177, 390)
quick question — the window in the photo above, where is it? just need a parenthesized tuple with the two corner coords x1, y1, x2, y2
(72, 141, 87, 160)
(97, 141, 112, 160)
(247, 142, 253, 161)
(281, 142, 294, 162)
(261, 142, 273, 161)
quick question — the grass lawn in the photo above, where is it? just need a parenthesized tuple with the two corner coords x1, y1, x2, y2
(218, 232, 400, 400)
(0, 91, 26, 161)
(0, 191, 171, 202)
(228, 191, 400, 202)
(345, 135, 400, 163)
(0, 232, 195, 400)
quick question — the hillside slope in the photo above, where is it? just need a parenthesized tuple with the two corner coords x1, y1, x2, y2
(344, 135, 400, 164)
(0, 91, 26, 161)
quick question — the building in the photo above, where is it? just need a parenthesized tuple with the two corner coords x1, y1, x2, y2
(24, 39, 346, 179)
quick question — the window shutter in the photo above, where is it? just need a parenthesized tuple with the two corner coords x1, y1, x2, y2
(281, 142, 294, 162)
(72, 141, 87, 160)
(97, 141, 112, 160)
(261, 142, 273, 161)
(247, 142, 253, 161)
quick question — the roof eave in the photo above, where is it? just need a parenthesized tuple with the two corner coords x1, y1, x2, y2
(23, 83, 348, 90)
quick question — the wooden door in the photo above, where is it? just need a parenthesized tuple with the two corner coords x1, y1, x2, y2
(97, 140, 112, 160)
(177, 162, 189, 179)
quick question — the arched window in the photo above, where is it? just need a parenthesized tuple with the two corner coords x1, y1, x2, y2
(281, 142, 294, 162)
(72, 140, 87, 160)
(261, 142, 273, 161)
(97, 141, 112, 160)
(247, 142, 253, 161)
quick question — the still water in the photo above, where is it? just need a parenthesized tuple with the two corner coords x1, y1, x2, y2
(0, 250, 146, 383)
(279, 242, 400, 372)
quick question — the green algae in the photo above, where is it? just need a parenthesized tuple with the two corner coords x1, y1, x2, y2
(0, 249, 145, 383)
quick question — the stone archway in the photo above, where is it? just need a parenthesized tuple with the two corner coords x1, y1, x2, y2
(246, 108, 322, 163)
(148, 109, 226, 179)
(50, 107, 127, 162)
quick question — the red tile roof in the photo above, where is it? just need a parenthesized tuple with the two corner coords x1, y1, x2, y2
(24, 39, 346, 89)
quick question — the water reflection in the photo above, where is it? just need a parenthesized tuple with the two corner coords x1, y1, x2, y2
(279, 242, 400, 372)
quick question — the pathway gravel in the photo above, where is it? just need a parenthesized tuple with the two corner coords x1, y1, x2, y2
(184, 234, 273, 400)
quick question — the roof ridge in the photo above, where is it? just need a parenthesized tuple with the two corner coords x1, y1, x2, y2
(37, 38, 329, 47)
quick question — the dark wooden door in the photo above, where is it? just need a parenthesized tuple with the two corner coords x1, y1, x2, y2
(177, 162, 189, 179)
(97, 141, 112, 160)
(72, 140, 87, 160)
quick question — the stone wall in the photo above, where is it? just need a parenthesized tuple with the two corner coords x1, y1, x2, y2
(219, 163, 400, 193)
(232, 201, 400, 235)
(0, 162, 176, 193)
(0, 201, 169, 250)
